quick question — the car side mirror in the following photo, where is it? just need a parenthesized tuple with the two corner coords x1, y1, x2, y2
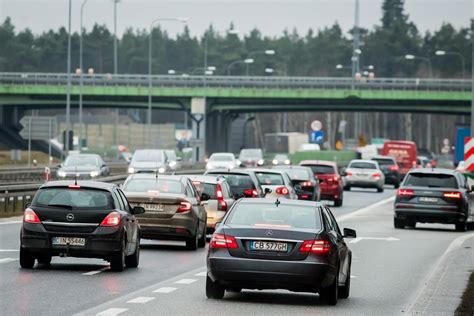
(343, 228, 357, 238)
(132, 206, 145, 215)
(264, 188, 272, 195)
(201, 192, 211, 201)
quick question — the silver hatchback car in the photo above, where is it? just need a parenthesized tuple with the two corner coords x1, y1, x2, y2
(343, 160, 385, 192)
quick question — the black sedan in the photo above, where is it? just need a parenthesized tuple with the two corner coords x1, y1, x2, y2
(273, 165, 321, 201)
(20, 181, 144, 271)
(205, 169, 265, 199)
(394, 168, 474, 231)
(206, 198, 356, 305)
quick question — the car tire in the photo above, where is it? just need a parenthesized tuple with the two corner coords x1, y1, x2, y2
(344, 186, 350, 191)
(455, 222, 467, 232)
(19, 248, 35, 269)
(320, 270, 338, 305)
(206, 275, 225, 299)
(37, 254, 52, 265)
(228, 287, 242, 293)
(405, 221, 416, 229)
(377, 186, 384, 193)
(110, 239, 126, 272)
(339, 259, 351, 299)
(186, 234, 199, 251)
(394, 218, 405, 229)
(125, 240, 140, 268)
(334, 197, 343, 207)
(198, 225, 206, 248)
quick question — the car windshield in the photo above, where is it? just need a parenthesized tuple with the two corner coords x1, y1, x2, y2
(226, 203, 321, 230)
(123, 178, 183, 193)
(33, 188, 113, 209)
(404, 173, 458, 188)
(240, 149, 263, 159)
(372, 158, 394, 166)
(303, 164, 335, 175)
(210, 154, 233, 162)
(133, 150, 164, 162)
(255, 172, 284, 185)
(192, 181, 218, 198)
(208, 173, 256, 196)
(281, 169, 311, 180)
(349, 162, 377, 169)
(64, 156, 99, 167)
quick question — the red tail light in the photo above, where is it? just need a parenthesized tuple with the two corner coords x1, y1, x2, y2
(333, 176, 339, 182)
(100, 211, 121, 227)
(215, 184, 224, 199)
(68, 184, 81, 189)
(301, 181, 313, 187)
(177, 201, 192, 213)
(210, 233, 238, 249)
(397, 189, 414, 196)
(389, 165, 399, 171)
(346, 171, 353, 176)
(243, 189, 259, 198)
(299, 239, 331, 254)
(372, 173, 382, 178)
(24, 208, 41, 223)
(275, 187, 289, 195)
(217, 199, 228, 211)
(443, 192, 462, 199)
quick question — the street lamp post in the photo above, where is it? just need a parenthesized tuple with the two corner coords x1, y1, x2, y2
(65, 0, 72, 154)
(404, 54, 433, 78)
(78, 0, 88, 151)
(245, 50, 275, 76)
(226, 58, 254, 75)
(435, 50, 466, 78)
(148, 17, 187, 146)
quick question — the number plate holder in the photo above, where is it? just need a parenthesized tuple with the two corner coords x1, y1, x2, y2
(249, 241, 288, 252)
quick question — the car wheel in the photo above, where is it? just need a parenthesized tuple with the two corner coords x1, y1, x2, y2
(186, 234, 199, 251)
(110, 238, 126, 272)
(394, 218, 405, 229)
(19, 248, 35, 269)
(455, 222, 467, 232)
(228, 287, 242, 293)
(125, 240, 140, 268)
(334, 197, 343, 207)
(339, 258, 351, 299)
(405, 221, 416, 229)
(377, 186, 384, 193)
(37, 254, 52, 266)
(343, 186, 350, 191)
(198, 226, 207, 248)
(320, 270, 338, 305)
(206, 275, 225, 299)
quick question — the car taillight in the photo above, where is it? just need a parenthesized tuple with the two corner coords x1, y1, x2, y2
(397, 189, 414, 196)
(299, 240, 331, 254)
(301, 181, 313, 187)
(333, 175, 339, 182)
(243, 189, 259, 198)
(346, 171, 353, 176)
(24, 208, 41, 223)
(100, 211, 121, 227)
(217, 199, 228, 211)
(177, 201, 192, 213)
(372, 173, 382, 178)
(443, 192, 461, 199)
(389, 165, 399, 171)
(215, 184, 224, 199)
(209, 233, 238, 249)
(275, 187, 289, 195)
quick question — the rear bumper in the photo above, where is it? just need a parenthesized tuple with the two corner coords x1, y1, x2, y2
(394, 207, 467, 224)
(138, 216, 198, 240)
(207, 253, 336, 292)
(346, 178, 382, 188)
(320, 184, 341, 200)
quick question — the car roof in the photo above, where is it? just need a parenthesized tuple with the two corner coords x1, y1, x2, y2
(210, 152, 234, 156)
(237, 197, 325, 208)
(299, 160, 337, 167)
(371, 155, 395, 160)
(206, 169, 254, 175)
(188, 175, 222, 184)
(408, 168, 457, 175)
(349, 159, 377, 164)
(273, 165, 309, 171)
(40, 180, 116, 191)
(126, 174, 188, 181)
(249, 168, 287, 175)
(66, 153, 100, 158)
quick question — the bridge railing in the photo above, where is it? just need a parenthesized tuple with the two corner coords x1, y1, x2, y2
(0, 72, 470, 91)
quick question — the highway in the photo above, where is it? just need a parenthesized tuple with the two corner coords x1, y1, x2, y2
(1, 186, 471, 315)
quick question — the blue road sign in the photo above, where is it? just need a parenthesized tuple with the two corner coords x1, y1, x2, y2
(310, 130, 325, 143)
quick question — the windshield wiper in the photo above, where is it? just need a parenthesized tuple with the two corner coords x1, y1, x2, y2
(47, 204, 73, 209)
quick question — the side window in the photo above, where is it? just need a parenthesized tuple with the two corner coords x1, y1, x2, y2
(321, 208, 334, 232)
(326, 207, 342, 235)
(223, 182, 232, 199)
(186, 181, 197, 198)
(118, 189, 131, 213)
(113, 190, 125, 210)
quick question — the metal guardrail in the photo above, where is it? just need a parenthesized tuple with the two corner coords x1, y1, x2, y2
(0, 72, 470, 91)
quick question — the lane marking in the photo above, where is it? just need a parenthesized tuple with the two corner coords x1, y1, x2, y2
(0, 221, 22, 225)
(349, 237, 399, 244)
(0, 258, 17, 264)
(126, 297, 155, 304)
(0, 249, 19, 252)
(174, 278, 197, 284)
(336, 196, 395, 223)
(83, 267, 109, 276)
(96, 308, 128, 316)
(152, 287, 178, 294)
(195, 271, 207, 277)
(350, 275, 357, 279)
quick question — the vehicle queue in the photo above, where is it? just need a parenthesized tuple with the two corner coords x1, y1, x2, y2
(17, 145, 474, 306)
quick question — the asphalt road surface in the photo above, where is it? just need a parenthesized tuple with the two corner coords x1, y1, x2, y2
(0, 186, 470, 315)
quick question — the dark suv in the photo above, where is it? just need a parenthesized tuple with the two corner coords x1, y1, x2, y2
(371, 155, 401, 188)
(204, 169, 264, 199)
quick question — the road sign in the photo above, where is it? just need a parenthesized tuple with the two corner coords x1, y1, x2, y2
(188, 138, 205, 147)
(464, 137, 474, 171)
(311, 120, 322, 131)
(310, 130, 324, 143)
(19, 116, 57, 140)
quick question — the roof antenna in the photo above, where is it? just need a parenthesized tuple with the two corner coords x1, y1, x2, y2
(275, 198, 281, 207)
(74, 166, 78, 186)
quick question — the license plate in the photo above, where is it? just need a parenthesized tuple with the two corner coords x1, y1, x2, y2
(250, 241, 288, 252)
(420, 197, 438, 203)
(356, 173, 368, 177)
(141, 203, 164, 212)
(52, 237, 86, 247)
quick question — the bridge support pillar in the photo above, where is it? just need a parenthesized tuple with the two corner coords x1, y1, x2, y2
(190, 97, 206, 162)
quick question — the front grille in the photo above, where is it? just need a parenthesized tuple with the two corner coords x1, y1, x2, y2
(43, 223, 97, 234)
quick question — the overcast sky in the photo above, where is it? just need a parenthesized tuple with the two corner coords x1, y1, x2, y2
(0, 0, 472, 38)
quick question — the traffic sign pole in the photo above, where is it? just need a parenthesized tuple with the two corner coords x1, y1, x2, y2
(28, 117, 32, 167)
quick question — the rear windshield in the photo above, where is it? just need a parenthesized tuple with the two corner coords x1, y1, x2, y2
(282, 169, 311, 180)
(349, 162, 377, 169)
(255, 172, 284, 185)
(33, 188, 113, 209)
(123, 178, 184, 193)
(372, 158, 394, 166)
(192, 181, 218, 198)
(207, 173, 256, 196)
(404, 173, 458, 189)
(226, 203, 321, 230)
(302, 164, 335, 175)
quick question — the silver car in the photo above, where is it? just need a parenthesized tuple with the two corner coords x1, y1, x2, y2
(128, 149, 168, 174)
(250, 168, 298, 199)
(343, 159, 385, 192)
(57, 154, 109, 179)
(206, 153, 239, 170)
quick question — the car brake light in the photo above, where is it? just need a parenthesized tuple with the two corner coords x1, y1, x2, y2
(299, 240, 331, 254)
(177, 201, 192, 213)
(389, 165, 399, 171)
(100, 211, 121, 227)
(346, 171, 353, 176)
(301, 181, 313, 187)
(215, 184, 224, 199)
(372, 173, 382, 178)
(24, 208, 41, 223)
(217, 199, 228, 211)
(275, 187, 289, 195)
(210, 233, 238, 249)
(333, 176, 339, 182)
(243, 189, 259, 198)
(397, 189, 414, 196)
(443, 192, 461, 199)
(68, 184, 81, 189)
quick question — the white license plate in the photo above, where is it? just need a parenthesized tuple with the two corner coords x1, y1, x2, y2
(52, 237, 86, 246)
(141, 203, 164, 212)
(419, 197, 438, 203)
(250, 241, 288, 252)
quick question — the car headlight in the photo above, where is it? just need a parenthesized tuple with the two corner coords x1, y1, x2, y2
(90, 171, 100, 177)
(228, 164, 234, 169)
(128, 167, 135, 174)
(284, 159, 290, 165)
(58, 171, 66, 177)
(158, 167, 165, 173)
(169, 161, 177, 167)
(206, 163, 213, 170)
(258, 159, 264, 165)
(272, 159, 278, 165)
(236, 160, 241, 166)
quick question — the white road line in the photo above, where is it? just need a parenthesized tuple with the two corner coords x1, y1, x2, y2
(174, 278, 197, 284)
(194, 271, 207, 277)
(0, 249, 19, 252)
(0, 258, 17, 264)
(82, 267, 109, 276)
(336, 196, 396, 223)
(152, 287, 178, 294)
(96, 308, 128, 316)
(126, 297, 155, 304)
(350, 275, 357, 279)
(0, 221, 22, 225)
